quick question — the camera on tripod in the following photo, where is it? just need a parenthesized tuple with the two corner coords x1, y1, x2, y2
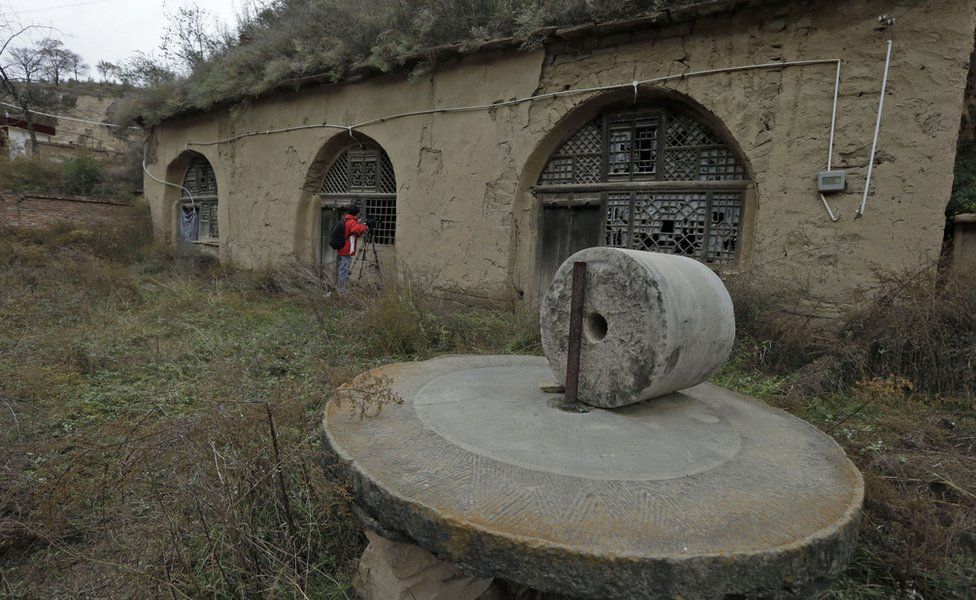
(361, 214, 379, 230)
(353, 212, 382, 286)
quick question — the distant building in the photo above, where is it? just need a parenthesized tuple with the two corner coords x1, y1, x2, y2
(2, 90, 131, 159)
(144, 0, 976, 315)
(0, 114, 56, 156)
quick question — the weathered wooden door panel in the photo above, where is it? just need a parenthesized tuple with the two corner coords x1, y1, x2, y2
(538, 200, 602, 294)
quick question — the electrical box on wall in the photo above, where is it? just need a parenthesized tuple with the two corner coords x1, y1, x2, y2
(818, 170, 846, 193)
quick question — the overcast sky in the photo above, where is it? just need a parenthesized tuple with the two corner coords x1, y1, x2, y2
(3, 0, 243, 76)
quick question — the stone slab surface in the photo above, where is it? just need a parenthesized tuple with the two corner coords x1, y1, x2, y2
(323, 355, 864, 599)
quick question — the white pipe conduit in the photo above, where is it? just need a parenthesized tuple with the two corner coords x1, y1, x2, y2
(820, 59, 843, 222)
(183, 58, 842, 148)
(145, 57, 862, 227)
(856, 40, 893, 218)
(142, 138, 196, 207)
(0, 100, 140, 130)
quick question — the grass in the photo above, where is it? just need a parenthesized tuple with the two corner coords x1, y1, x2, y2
(0, 223, 973, 598)
(719, 280, 976, 600)
(0, 225, 537, 598)
(0, 152, 140, 199)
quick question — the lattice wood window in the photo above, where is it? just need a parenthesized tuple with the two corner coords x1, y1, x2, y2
(181, 156, 219, 241)
(603, 191, 741, 264)
(536, 108, 747, 264)
(322, 145, 397, 245)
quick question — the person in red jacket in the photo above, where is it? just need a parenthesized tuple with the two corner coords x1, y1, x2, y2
(337, 205, 369, 290)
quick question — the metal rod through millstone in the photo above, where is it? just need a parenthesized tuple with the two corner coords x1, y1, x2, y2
(563, 261, 587, 406)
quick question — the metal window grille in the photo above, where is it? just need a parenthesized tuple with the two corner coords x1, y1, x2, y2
(181, 157, 219, 240)
(321, 145, 397, 245)
(536, 108, 747, 263)
(362, 197, 397, 245)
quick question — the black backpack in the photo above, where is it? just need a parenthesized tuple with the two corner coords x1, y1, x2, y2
(328, 219, 346, 250)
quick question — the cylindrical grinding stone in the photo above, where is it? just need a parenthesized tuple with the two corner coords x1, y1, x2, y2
(540, 247, 735, 408)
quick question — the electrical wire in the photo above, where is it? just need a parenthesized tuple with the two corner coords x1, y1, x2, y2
(6, 0, 115, 15)
(185, 58, 841, 148)
(0, 99, 139, 129)
(141, 56, 849, 227)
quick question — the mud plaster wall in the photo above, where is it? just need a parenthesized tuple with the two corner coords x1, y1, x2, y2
(146, 0, 976, 311)
(147, 50, 543, 304)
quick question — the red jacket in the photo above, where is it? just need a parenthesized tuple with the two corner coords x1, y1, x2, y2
(338, 213, 369, 256)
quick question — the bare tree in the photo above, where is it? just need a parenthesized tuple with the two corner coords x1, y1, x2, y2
(160, 5, 225, 75)
(37, 38, 72, 84)
(0, 26, 48, 154)
(7, 46, 44, 82)
(96, 60, 117, 82)
(66, 51, 88, 80)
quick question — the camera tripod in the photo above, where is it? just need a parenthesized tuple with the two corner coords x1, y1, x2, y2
(353, 229, 382, 287)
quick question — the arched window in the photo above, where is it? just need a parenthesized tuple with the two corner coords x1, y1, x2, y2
(180, 156, 219, 241)
(535, 107, 748, 264)
(321, 145, 397, 245)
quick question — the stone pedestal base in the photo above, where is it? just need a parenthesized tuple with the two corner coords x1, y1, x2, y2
(328, 356, 863, 599)
(355, 531, 496, 600)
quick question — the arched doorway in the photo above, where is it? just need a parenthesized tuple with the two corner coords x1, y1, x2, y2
(531, 101, 752, 292)
(314, 141, 397, 278)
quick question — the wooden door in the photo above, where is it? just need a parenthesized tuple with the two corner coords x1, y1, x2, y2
(537, 196, 603, 294)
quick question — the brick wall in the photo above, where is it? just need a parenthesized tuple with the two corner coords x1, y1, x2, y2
(0, 191, 147, 233)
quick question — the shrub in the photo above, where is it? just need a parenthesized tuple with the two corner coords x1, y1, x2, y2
(846, 271, 976, 396)
(0, 152, 138, 199)
(726, 270, 976, 397)
(0, 154, 63, 194)
(948, 146, 976, 217)
(61, 153, 105, 195)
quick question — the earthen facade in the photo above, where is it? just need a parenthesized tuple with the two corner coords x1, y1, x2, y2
(144, 0, 976, 312)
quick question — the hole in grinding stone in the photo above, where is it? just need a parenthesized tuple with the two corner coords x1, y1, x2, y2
(585, 312, 608, 342)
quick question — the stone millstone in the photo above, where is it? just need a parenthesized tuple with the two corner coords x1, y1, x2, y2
(323, 355, 863, 600)
(540, 248, 735, 408)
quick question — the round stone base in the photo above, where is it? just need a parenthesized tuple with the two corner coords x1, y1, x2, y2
(323, 355, 863, 599)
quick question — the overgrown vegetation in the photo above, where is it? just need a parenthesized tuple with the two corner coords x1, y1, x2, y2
(0, 224, 972, 598)
(949, 147, 976, 217)
(0, 224, 538, 598)
(102, 0, 698, 125)
(0, 152, 140, 198)
(721, 274, 976, 599)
